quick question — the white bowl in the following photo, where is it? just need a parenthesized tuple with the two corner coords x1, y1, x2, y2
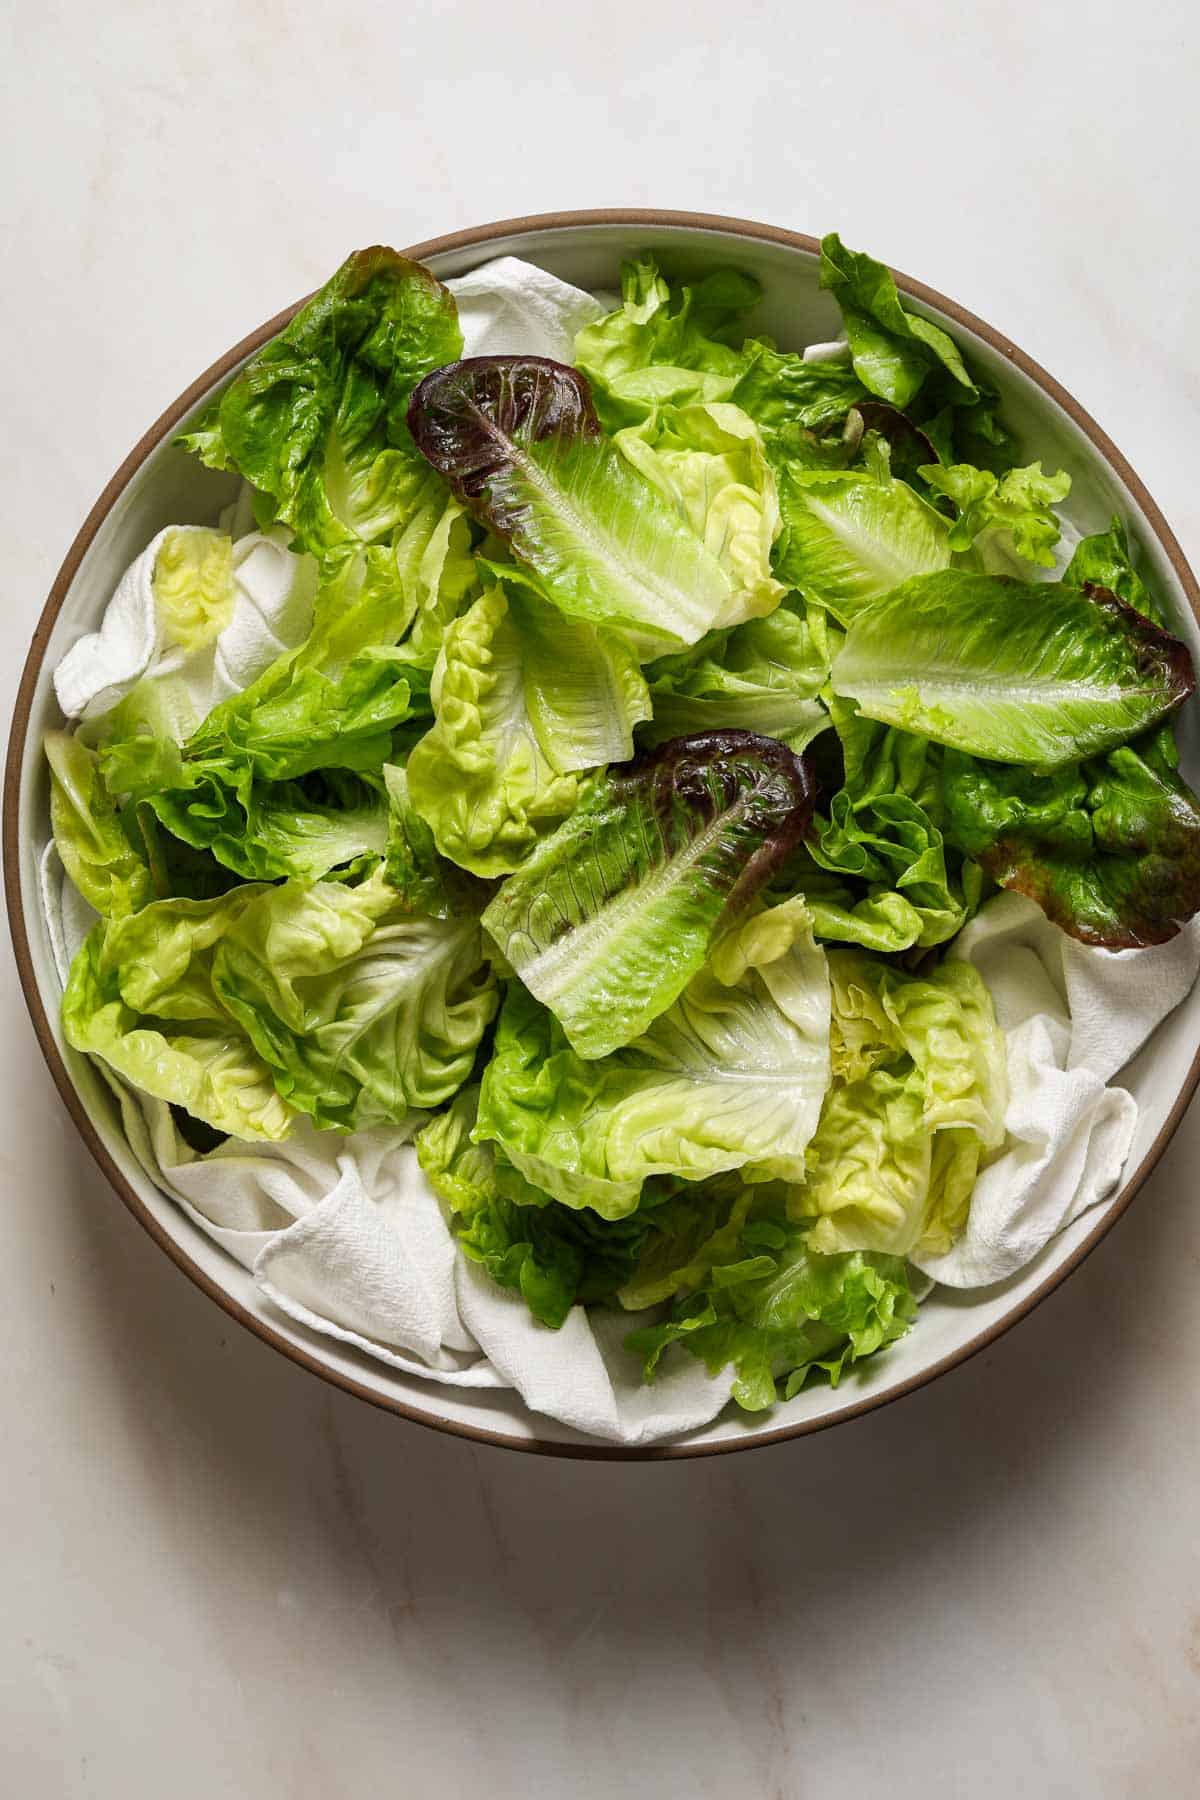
(7, 210, 1200, 1459)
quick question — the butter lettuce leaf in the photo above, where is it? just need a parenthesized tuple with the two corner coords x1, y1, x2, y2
(417, 1087, 653, 1327)
(613, 401, 785, 627)
(626, 1189, 917, 1411)
(406, 583, 649, 878)
(833, 571, 1195, 768)
(573, 259, 759, 430)
(475, 898, 831, 1218)
(482, 732, 816, 1059)
(62, 888, 294, 1142)
(46, 731, 152, 919)
(211, 865, 498, 1130)
(643, 600, 834, 751)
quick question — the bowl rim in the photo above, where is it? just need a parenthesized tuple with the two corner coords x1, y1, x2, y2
(7, 206, 1200, 1461)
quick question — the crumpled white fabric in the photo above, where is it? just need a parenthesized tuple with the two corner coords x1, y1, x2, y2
(40, 256, 1200, 1440)
(912, 892, 1200, 1287)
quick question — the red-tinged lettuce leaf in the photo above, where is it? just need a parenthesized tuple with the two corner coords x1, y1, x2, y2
(1063, 517, 1163, 622)
(407, 356, 735, 655)
(943, 741, 1200, 947)
(482, 730, 817, 1059)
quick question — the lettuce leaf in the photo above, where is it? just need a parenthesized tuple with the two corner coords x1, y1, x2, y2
(774, 442, 952, 622)
(795, 950, 1006, 1257)
(800, 699, 981, 951)
(62, 888, 294, 1142)
(417, 1087, 653, 1327)
(408, 356, 738, 655)
(1063, 516, 1162, 621)
(642, 600, 834, 751)
(406, 583, 649, 878)
(482, 731, 816, 1059)
(613, 401, 785, 627)
(475, 898, 831, 1218)
(382, 764, 488, 920)
(833, 571, 1195, 768)
(151, 527, 235, 652)
(179, 247, 462, 563)
(572, 259, 759, 429)
(920, 460, 1071, 569)
(625, 1189, 917, 1411)
(210, 864, 498, 1130)
(819, 232, 976, 409)
(943, 741, 1200, 947)
(45, 731, 152, 919)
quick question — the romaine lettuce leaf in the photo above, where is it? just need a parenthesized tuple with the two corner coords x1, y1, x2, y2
(45, 731, 152, 919)
(942, 741, 1200, 947)
(139, 768, 391, 883)
(417, 1087, 653, 1327)
(482, 732, 816, 1059)
(475, 897, 831, 1218)
(406, 583, 649, 878)
(408, 356, 738, 655)
(833, 571, 1195, 768)
(210, 864, 497, 1130)
(819, 232, 976, 409)
(774, 442, 952, 622)
(730, 342, 868, 446)
(382, 764, 488, 920)
(572, 258, 759, 429)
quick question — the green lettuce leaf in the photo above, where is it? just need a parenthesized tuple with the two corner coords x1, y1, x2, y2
(475, 897, 831, 1218)
(832, 571, 1195, 768)
(572, 258, 759, 430)
(613, 401, 785, 626)
(151, 527, 235, 652)
(730, 342, 868, 446)
(417, 1087, 653, 1327)
(45, 731, 152, 918)
(382, 764, 488, 919)
(942, 741, 1200, 947)
(803, 699, 982, 950)
(62, 888, 294, 1142)
(819, 232, 976, 409)
(642, 600, 834, 751)
(625, 1189, 917, 1411)
(408, 356, 739, 655)
(179, 247, 462, 563)
(774, 441, 952, 622)
(920, 460, 1071, 568)
(482, 732, 816, 1059)
(1063, 516, 1162, 621)
(795, 950, 1006, 1257)
(406, 583, 649, 878)
(209, 865, 498, 1130)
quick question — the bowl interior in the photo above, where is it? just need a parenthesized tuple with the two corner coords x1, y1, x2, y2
(10, 217, 1200, 1456)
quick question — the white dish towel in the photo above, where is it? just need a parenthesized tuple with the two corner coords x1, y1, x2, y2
(40, 257, 1200, 1444)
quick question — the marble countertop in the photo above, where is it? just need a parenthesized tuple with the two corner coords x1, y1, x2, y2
(5, 2, 1200, 1792)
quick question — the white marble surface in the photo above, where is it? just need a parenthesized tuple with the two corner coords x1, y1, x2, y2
(4, 2, 1200, 1792)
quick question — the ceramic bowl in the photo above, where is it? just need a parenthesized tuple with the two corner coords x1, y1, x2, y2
(7, 210, 1199, 1458)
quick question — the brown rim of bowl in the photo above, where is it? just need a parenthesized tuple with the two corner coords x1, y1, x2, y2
(6, 207, 1200, 1462)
